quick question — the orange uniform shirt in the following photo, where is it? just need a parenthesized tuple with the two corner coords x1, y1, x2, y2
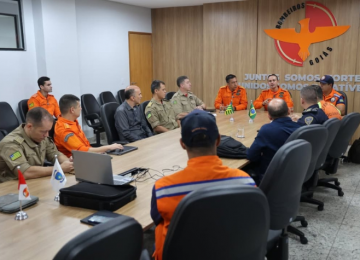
(151, 155, 256, 260)
(28, 90, 61, 118)
(214, 85, 248, 110)
(54, 117, 90, 157)
(323, 88, 345, 107)
(318, 100, 342, 120)
(253, 87, 293, 111)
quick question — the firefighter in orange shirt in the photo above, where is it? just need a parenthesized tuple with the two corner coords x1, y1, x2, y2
(316, 75, 346, 116)
(28, 77, 61, 118)
(312, 85, 342, 120)
(54, 94, 123, 158)
(253, 74, 293, 111)
(214, 74, 248, 111)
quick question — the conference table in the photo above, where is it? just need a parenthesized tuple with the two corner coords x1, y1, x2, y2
(0, 110, 270, 260)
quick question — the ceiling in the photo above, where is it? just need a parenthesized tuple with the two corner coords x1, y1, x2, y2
(109, 0, 246, 9)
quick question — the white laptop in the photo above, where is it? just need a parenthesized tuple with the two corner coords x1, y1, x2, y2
(72, 151, 133, 185)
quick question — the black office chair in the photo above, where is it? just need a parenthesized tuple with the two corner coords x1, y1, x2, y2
(117, 89, 125, 104)
(338, 90, 347, 115)
(284, 125, 328, 244)
(0, 102, 20, 136)
(140, 101, 153, 132)
(260, 140, 311, 259)
(318, 112, 360, 194)
(100, 103, 127, 145)
(163, 185, 269, 260)
(100, 91, 118, 105)
(81, 94, 105, 147)
(165, 91, 175, 100)
(18, 99, 29, 123)
(0, 130, 6, 141)
(53, 215, 149, 260)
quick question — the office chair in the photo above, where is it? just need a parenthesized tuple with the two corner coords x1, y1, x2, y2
(0, 130, 6, 141)
(99, 91, 118, 105)
(81, 94, 105, 147)
(117, 89, 125, 104)
(18, 99, 29, 123)
(260, 140, 311, 259)
(100, 103, 127, 145)
(53, 215, 149, 260)
(318, 112, 360, 194)
(163, 185, 269, 260)
(0, 102, 20, 136)
(285, 125, 328, 244)
(140, 101, 153, 132)
(165, 91, 175, 100)
(338, 90, 347, 115)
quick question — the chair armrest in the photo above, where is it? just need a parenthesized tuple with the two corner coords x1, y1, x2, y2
(83, 113, 102, 128)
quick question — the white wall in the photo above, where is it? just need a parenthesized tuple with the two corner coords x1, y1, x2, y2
(0, 0, 152, 137)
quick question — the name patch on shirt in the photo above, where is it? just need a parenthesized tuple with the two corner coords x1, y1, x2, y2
(10, 151, 22, 161)
(146, 111, 152, 119)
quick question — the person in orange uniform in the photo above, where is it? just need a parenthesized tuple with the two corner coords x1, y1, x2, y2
(312, 85, 342, 120)
(54, 94, 123, 158)
(214, 74, 248, 111)
(150, 110, 256, 260)
(316, 75, 346, 116)
(28, 77, 61, 118)
(254, 74, 293, 111)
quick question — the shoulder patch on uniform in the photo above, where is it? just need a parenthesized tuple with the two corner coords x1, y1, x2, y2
(305, 117, 314, 125)
(146, 111, 152, 119)
(64, 123, 71, 129)
(10, 151, 22, 161)
(330, 97, 336, 102)
(13, 136, 24, 145)
(29, 102, 34, 108)
(333, 94, 341, 98)
(173, 100, 177, 105)
(147, 101, 153, 108)
(64, 133, 74, 142)
(339, 99, 344, 103)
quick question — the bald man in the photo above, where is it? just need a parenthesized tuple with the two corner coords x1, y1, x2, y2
(114, 85, 153, 143)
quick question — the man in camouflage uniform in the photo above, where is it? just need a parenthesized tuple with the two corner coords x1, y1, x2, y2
(145, 80, 180, 134)
(0, 107, 73, 183)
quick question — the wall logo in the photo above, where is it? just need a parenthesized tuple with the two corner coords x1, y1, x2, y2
(264, 1, 350, 67)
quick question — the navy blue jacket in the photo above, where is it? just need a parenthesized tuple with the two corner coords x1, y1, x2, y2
(247, 117, 300, 176)
(297, 104, 329, 126)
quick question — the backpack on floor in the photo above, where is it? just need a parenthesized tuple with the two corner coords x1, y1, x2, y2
(348, 138, 360, 164)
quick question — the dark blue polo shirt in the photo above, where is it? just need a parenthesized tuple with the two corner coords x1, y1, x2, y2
(297, 104, 329, 126)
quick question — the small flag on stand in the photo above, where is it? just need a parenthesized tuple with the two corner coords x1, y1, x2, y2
(18, 168, 31, 201)
(50, 156, 67, 192)
(249, 101, 257, 120)
(225, 102, 234, 116)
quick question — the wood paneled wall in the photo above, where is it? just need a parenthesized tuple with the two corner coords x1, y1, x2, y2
(152, 0, 360, 141)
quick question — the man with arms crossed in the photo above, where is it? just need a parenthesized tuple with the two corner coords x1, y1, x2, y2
(28, 76, 61, 118)
(171, 76, 206, 118)
(151, 110, 255, 260)
(114, 85, 153, 142)
(254, 74, 294, 111)
(214, 74, 248, 111)
(54, 94, 123, 158)
(316, 75, 345, 116)
(0, 107, 73, 183)
(145, 80, 179, 134)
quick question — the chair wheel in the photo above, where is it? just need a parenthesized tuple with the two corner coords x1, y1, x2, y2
(318, 205, 324, 211)
(338, 190, 344, 196)
(335, 181, 340, 186)
(301, 220, 308, 227)
(300, 236, 308, 244)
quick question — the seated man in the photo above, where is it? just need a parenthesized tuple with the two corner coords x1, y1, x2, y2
(313, 85, 342, 120)
(150, 110, 255, 260)
(28, 76, 61, 118)
(246, 99, 300, 183)
(316, 75, 345, 115)
(145, 80, 179, 134)
(214, 74, 248, 111)
(0, 107, 73, 183)
(254, 74, 293, 111)
(171, 76, 206, 118)
(114, 85, 153, 142)
(54, 94, 123, 158)
(290, 86, 328, 126)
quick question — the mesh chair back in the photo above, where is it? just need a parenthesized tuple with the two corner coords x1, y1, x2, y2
(163, 185, 269, 260)
(100, 91, 118, 105)
(165, 92, 175, 100)
(18, 99, 29, 123)
(100, 102, 120, 144)
(0, 102, 19, 135)
(260, 140, 311, 230)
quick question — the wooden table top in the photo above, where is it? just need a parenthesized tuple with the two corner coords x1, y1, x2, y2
(0, 110, 270, 260)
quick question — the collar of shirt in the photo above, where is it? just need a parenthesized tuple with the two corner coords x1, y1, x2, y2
(307, 104, 320, 110)
(36, 90, 53, 99)
(226, 86, 240, 94)
(124, 101, 137, 111)
(272, 117, 293, 124)
(324, 88, 336, 100)
(19, 124, 42, 148)
(57, 116, 80, 127)
(187, 155, 222, 168)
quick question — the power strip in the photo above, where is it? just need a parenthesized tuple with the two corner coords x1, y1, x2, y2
(118, 167, 148, 176)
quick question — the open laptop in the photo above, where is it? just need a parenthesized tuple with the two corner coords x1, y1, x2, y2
(72, 151, 133, 185)
(106, 145, 138, 155)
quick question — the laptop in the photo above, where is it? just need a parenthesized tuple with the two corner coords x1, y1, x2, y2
(72, 151, 133, 185)
(106, 145, 138, 155)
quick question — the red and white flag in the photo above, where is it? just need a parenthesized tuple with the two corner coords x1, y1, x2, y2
(18, 168, 31, 201)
